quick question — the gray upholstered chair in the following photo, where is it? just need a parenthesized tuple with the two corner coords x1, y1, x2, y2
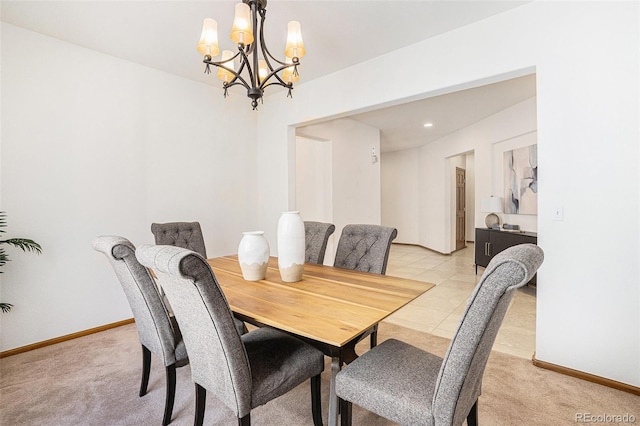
(135, 244, 325, 426)
(333, 224, 397, 275)
(151, 221, 248, 333)
(335, 244, 544, 426)
(333, 224, 398, 348)
(151, 221, 207, 257)
(92, 235, 189, 426)
(304, 221, 336, 264)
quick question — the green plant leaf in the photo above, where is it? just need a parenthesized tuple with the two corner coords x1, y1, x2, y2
(0, 212, 42, 313)
(0, 238, 42, 254)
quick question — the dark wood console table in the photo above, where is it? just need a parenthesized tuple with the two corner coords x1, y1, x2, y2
(475, 228, 538, 285)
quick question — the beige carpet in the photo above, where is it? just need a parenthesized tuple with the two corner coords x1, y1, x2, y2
(1, 322, 638, 425)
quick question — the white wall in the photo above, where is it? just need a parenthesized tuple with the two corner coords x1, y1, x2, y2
(382, 98, 537, 253)
(449, 154, 466, 248)
(256, 2, 640, 387)
(297, 118, 381, 261)
(295, 136, 332, 223)
(0, 24, 257, 350)
(380, 149, 420, 245)
(465, 153, 475, 242)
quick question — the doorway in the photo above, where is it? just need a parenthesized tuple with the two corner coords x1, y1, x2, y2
(455, 167, 466, 250)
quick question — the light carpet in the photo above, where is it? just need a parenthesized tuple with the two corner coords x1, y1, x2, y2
(1, 322, 638, 425)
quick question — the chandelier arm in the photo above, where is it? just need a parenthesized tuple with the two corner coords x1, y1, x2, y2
(203, 48, 244, 68)
(236, 47, 257, 91)
(261, 81, 291, 91)
(255, 4, 295, 90)
(250, 0, 260, 90)
(258, 8, 288, 69)
(224, 81, 247, 90)
(204, 47, 257, 91)
(203, 60, 252, 91)
(260, 42, 288, 68)
(258, 63, 292, 89)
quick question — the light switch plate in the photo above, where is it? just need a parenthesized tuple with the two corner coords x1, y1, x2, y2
(553, 205, 564, 221)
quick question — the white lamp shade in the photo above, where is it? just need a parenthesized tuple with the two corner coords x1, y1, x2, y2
(284, 21, 305, 58)
(230, 2, 254, 45)
(481, 197, 503, 213)
(258, 59, 268, 82)
(197, 18, 220, 56)
(217, 50, 236, 82)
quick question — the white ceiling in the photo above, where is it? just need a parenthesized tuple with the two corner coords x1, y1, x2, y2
(347, 73, 536, 152)
(1, 0, 535, 151)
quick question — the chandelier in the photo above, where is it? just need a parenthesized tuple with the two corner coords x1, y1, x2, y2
(197, 0, 306, 110)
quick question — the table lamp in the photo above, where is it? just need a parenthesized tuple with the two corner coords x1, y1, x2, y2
(481, 196, 503, 229)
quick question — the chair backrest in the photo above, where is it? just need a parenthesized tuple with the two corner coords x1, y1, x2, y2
(333, 224, 398, 274)
(432, 243, 544, 425)
(304, 221, 336, 264)
(92, 236, 182, 366)
(151, 221, 207, 258)
(135, 244, 252, 417)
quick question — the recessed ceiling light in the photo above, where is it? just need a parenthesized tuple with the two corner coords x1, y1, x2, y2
(423, 123, 433, 128)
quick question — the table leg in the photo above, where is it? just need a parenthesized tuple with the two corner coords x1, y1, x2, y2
(328, 356, 341, 426)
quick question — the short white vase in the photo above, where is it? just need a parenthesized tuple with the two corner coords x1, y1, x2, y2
(277, 211, 305, 282)
(237, 231, 270, 281)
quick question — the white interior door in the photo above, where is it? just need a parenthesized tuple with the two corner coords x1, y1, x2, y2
(295, 136, 334, 263)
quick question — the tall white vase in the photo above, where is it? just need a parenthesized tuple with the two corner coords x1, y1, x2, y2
(237, 231, 270, 281)
(277, 211, 305, 282)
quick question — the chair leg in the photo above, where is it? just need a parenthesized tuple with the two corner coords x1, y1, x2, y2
(467, 400, 478, 426)
(194, 383, 206, 426)
(340, 399, 352, 426)
(311, 375, 323, 426)
(238, 413, 251, 426)
(139, 345, 151, 397)
(162, 364, 177, 426)
(370, 324, 379, 348)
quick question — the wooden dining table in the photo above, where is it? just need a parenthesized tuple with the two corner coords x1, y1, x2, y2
(207, 255, 435, 426)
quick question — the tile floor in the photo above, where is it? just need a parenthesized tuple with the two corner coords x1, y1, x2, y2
(383, 242, 537, 359)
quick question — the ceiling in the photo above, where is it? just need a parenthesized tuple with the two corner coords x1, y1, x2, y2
(1, 1, 535, 151)
(347, 73, 536, 152)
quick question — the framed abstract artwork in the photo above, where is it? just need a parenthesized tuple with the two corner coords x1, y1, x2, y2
(503, 144, 537, 214)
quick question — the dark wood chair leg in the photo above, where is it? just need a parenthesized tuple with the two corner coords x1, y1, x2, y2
(139, 345, 151, 397)
(370, 324, 379, 348)
(162, 364, 177, 426)
(311, 375, 323, 426)
(194, 383, 206, 426)
(340, 398, 352, 426)
(467, 400, 478, 426)
(238, 413, 251, 426)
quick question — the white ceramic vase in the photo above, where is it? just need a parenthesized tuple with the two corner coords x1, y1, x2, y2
(277, 211, 305, 282)
(237, 231, 270, 281)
